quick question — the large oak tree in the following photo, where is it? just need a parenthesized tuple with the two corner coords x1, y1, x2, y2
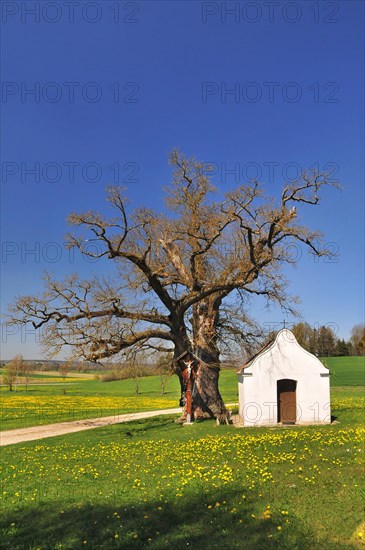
(8, 151, 338, 422)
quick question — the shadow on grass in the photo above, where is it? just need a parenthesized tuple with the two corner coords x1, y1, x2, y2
(0, 487, 356, 550)
(116, 417, 177, 438)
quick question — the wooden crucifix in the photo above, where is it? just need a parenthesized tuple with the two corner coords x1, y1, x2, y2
(183, 359, 194, 423)
(175, 350, 199, 424)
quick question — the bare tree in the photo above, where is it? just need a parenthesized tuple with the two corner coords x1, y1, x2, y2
(156, 352, 174, 396)
(59, 360, 72, 394)
(291, 322, 314, 351)
(350, 324, 365, 356)
(4, 354, 24, 392)
(125, 350, 145, 397)
(7, 151, 339, 422)
(18, 359, 32, 391)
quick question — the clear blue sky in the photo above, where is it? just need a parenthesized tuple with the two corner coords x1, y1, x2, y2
(1, 0, 364, 359)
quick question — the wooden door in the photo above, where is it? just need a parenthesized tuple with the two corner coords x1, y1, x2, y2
(277, 379, 297, 423)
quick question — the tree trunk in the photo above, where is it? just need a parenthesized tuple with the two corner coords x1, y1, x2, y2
(172, 321, 193, 407)
(191, 363, 228, 423)
(175, 295, 226, 423)
(192, 296, 228, 422)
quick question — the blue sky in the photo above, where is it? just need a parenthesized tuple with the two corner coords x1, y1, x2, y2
(1, 0, 364, 359)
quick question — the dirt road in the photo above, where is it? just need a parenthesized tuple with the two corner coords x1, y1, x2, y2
(0, 408, 182, 447)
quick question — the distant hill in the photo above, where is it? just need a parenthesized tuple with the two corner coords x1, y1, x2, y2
(0, 359, 105, 372)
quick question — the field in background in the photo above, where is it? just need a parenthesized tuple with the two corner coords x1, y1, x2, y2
(0, 357, 364, 431)
(322, 356, 365, 386)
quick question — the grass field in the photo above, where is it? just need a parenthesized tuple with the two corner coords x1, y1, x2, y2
(0, 358, 364, 431)
(0, 381, 180, 431)
(323, 357, 365, 386)
(0, 386, 364, 549)
(0, 359, 364, 549)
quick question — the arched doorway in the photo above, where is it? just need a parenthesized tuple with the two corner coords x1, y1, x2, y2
(277, 379, 297, 424)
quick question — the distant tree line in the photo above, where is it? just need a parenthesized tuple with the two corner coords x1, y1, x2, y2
(291, 323, 365, 357)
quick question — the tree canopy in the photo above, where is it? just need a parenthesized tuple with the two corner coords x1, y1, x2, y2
(7, 150, 339, 420)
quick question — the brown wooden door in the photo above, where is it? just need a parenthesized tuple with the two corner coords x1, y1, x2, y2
(277, 379, 297, 423)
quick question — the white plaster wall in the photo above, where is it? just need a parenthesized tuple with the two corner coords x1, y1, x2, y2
(238, 329, 331, 426)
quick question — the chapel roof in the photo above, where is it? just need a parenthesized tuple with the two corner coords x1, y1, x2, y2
(237, 329, 300, 374)
(236, 337, 275, 373)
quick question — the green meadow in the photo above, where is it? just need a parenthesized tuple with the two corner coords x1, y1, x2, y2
(0, 390, 364, 549)
(0, 357, 364, 549)
(323, 356, 365, 386)
(0, 357, 364, 431)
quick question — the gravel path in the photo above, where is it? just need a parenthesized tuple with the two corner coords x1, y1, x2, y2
(0, 408, 182, 447)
